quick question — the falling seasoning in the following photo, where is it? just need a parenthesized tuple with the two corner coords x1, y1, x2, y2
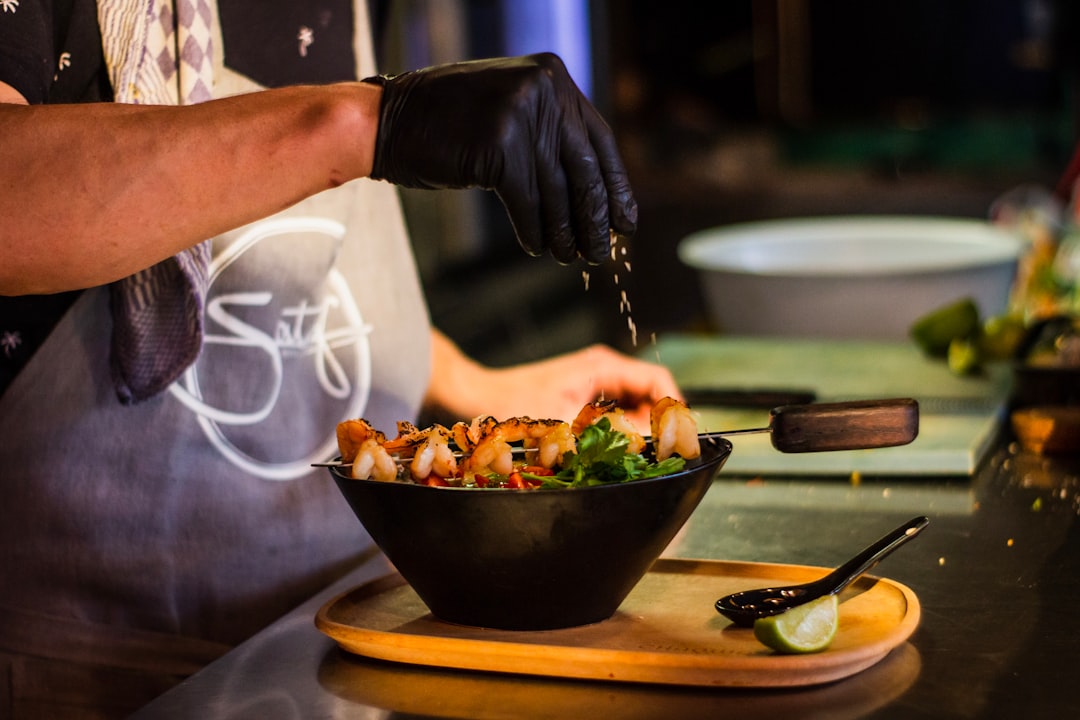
(610, 235, 638, 347)
(581, 232, 641, 348)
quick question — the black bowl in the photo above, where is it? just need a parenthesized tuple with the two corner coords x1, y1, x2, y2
(1012, 364, 1080, 409)
(1011, 315, 1080, 409)
(328, 438, 732, 631)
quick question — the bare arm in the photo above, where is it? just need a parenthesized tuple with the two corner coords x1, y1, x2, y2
(0, 80, 381, 295)
(3, 53, 639, 295)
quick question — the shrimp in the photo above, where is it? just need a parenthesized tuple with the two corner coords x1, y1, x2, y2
(409, 425, 458, 482)
(451, 415, 498, 455)
(336, 418, 387, 463)
(526, 421, 576, 469)
(571, 399, 646, 455)
(465, 417, 573, 475)
(496, 417, 566, 443)
(465, 431, 515, 476)
(351, 438, 400, 482)
(382, 421, 429, 458)
(650, 396, 701, 461)
(335, 418, 400, 482)
(484, 417, 576, 469)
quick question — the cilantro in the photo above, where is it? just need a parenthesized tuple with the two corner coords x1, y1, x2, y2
(549, 417, 686, 488)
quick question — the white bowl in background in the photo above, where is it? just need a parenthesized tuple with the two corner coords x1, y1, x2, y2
(677, 216, 1023, 340)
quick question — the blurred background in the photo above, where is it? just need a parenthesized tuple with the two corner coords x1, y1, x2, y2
(369, 0, 1078, 366)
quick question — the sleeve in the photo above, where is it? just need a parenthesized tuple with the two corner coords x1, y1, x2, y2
(0, 0, 55, 104)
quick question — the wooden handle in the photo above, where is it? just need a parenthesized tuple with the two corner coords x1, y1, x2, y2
(768, 398, 919, 453)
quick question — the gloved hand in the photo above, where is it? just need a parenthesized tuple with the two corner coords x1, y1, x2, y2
(364, 53, 637, 264)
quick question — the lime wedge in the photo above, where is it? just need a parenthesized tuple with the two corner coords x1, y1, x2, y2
(947, 337, 982, 375)
(752, 595, 839, 654)
(979, 313, 1026, 361)
(909, 298, 980, 357)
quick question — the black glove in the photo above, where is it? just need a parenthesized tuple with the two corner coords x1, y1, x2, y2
(364, 53, 637, 264)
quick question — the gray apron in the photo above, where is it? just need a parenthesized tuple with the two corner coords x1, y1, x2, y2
(0, 5, 433, 712)
(0, 168, 430, 699)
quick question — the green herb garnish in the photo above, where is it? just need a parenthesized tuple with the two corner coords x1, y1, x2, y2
(522, 417, 686, 489)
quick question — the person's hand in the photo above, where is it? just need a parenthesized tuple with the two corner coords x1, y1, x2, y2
(365, 53, 637, 264)
(427, 334, 681, 433)
(481, 345, 681, 432)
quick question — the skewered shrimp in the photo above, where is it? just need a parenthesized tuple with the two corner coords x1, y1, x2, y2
(571, 400, 646, 454)
(466, 431, 515, 476)
(497, 417, 566, 443)
(382, 421, 429, 458)
(336, 418, 400, 481)
(451, 415, 498, 455)
(409, 425, 458, 481)
(336, 418, 387, 463)
(464, 419, 525, 476)
(650, 397, 701, 461)
(352, 438, 400, 482)
(335, 396, 693, 488)
(524, 420, 576, 468)
(465, 417, 574, 475)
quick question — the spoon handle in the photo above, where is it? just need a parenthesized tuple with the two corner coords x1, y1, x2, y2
(819, 516, 930, 596)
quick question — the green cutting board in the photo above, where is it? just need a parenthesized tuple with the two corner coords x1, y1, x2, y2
(651, 335, 1012, 477)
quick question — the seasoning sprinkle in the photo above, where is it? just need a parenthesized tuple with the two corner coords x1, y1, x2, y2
(580, 231, 642, 348)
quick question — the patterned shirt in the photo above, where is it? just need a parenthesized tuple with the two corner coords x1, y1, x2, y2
(0, 0, 108, 397)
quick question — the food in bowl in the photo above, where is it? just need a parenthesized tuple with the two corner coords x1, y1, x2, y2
(326, 398, 729, 630)
(327, 438, 730, 631)
(335, 397, 701, 489)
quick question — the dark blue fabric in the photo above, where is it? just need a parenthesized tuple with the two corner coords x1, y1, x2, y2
(218, 0, 357, 87)
(0, 0, 109, 399)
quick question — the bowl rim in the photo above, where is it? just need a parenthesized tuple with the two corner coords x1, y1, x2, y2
(327, 437, 733, 493)
(677, 215, 1023, 278)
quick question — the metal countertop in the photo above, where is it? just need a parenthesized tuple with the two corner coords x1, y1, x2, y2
(132, 436, 1080, 720)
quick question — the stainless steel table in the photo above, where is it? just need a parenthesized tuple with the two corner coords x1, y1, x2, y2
(132, 436, 1080, 719)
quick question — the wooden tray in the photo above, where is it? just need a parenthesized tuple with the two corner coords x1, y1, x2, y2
(315, 558, 920, 688)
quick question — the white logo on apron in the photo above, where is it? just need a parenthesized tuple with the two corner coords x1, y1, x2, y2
(169, 217, 372, 480)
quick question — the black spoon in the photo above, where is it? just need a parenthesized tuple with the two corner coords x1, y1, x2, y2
(715, 516, 930, 627)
